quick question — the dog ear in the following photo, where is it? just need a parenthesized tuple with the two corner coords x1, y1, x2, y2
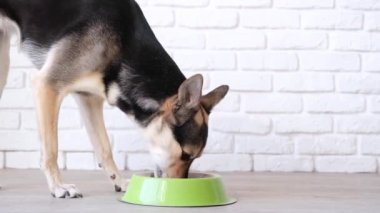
(172, 74, 203, 126)
(201, 85, 229, 113)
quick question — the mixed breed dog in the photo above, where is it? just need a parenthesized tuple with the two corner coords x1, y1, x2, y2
(0, 0, 229, 198)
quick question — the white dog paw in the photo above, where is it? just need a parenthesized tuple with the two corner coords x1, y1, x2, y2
(51, 184, 83, 198)
(114, 178, 129, 192)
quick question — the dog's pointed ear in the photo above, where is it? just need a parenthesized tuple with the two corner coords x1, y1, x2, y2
(201, 85, 229, 113)
(172, 74, 203, 126)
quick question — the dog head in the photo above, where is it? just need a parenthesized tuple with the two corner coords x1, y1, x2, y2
(144, 74, 229, 178)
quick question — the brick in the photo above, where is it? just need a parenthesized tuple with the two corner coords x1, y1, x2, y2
(296, 136, 357, 155)
(366, 12, 380, 31)
(5, 151, 64, 169)
(192, 154, 252, 172)
(213, 92, 240, 112)
(0, 152, 4, 169)
(0, 89, 34, 109)
(241, 10, 300, 29)
(235, 136, 294, 154)
(173, 51, 236, 70)
(58, 131, 93, 151)
(6, 152, 40, 169)
(363, 53, 380, 72)
(208, 30, 266, 50)
(338, 0, 380, 10)
(304, 94, 365, 113)
(300, 52, 360, 72)
(0, 131, 40, 150)
(141, 8, 174, 27)
(275, 73, 334, 92)
(274, 0, 334, 8)
(370, 96, 380, 112)
(66, 152, 96, 170)
(337, 74, 380, 94)
(0, 112, 20, 129)
(127, 154, 154, 171)
(243, 94, 302, 113)
(210, 113, 271, 134)
(204, 132, 234, 153)
(316, 157, 377, 173)
(154, 29, 205, 49)
(151, 0, 209, 7)
(5, 69, 24, 89)
(269, 31, 327, 50)
(113, 151, 126, 170)
(275, 116, 333, 134)
(21, 110, 82, 130)
(215, 0, 271, 8)
(240, 52, 298, 71)
(337, 116, 380, 133)
(209, 72, 271, 91)
(103, 109, 137, 129)
(302, 11, 363, 30)
(254, 156, 313, 172)
(332, 32, 380, 51)
(113, 131, 148, 152)
(361, 136, 380, 155)
(178, 10, 238, 29)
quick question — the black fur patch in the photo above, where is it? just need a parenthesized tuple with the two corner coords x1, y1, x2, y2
(174, 116, 208, 159)
(0, 0, 186, 126)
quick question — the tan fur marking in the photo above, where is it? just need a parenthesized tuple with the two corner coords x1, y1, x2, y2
(194, 110, 203, 126)
(200, 106, 209, 125)
(33, 72, 65, 191)
(183, 144, 203, 159)
(160, 95, 177, 123)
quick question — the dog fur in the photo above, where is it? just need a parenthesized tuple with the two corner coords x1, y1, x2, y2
(0, 0, 229, 198)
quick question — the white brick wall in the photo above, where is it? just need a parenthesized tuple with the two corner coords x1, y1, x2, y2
(1, 0, 380, 174)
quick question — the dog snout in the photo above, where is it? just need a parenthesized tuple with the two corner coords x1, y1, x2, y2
(166, 161, 191, 178)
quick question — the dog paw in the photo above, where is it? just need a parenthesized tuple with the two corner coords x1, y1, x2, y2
(51, 184, 83, 198)
(114, 178, 129, 192)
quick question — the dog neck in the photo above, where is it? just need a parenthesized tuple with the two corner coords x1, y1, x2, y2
(103, 46, 185, 127)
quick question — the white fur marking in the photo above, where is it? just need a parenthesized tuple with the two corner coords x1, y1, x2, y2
(144, 117, 181, 175)
(107, 83, 121, 105)
(68, 73, 106, 97)
(137, 98, 160, 111)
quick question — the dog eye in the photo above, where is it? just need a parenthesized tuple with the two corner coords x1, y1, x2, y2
(180, 151, 192, 161)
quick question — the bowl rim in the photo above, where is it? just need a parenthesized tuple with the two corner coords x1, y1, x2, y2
(119, 197, 237, 208)
(132, 172, 221, 180)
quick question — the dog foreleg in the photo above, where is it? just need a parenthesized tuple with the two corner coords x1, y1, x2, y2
(73, 93, 128, 192)
(33, 73, 83, 198)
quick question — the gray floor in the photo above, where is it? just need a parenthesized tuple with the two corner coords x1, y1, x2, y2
(0, 170, 379, 213)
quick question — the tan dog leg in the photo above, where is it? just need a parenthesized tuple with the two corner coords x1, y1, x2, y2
(73, 93, 128, 192)
(33, 73, 82, 198)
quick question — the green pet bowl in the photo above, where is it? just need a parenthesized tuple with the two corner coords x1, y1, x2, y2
(120, 173, 236, 207)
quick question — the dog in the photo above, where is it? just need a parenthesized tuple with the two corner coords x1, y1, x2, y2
(0, 0, 229, 198)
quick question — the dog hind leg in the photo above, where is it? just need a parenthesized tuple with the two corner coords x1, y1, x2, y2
(73, 93, 128, 192)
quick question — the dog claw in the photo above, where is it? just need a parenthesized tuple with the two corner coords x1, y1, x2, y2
(114, 185, 122, 192)
(58, 191, 69, 198)
(71, 193, 83, 198)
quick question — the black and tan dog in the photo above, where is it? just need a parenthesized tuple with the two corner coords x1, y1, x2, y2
(0, 0, 228, 198)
